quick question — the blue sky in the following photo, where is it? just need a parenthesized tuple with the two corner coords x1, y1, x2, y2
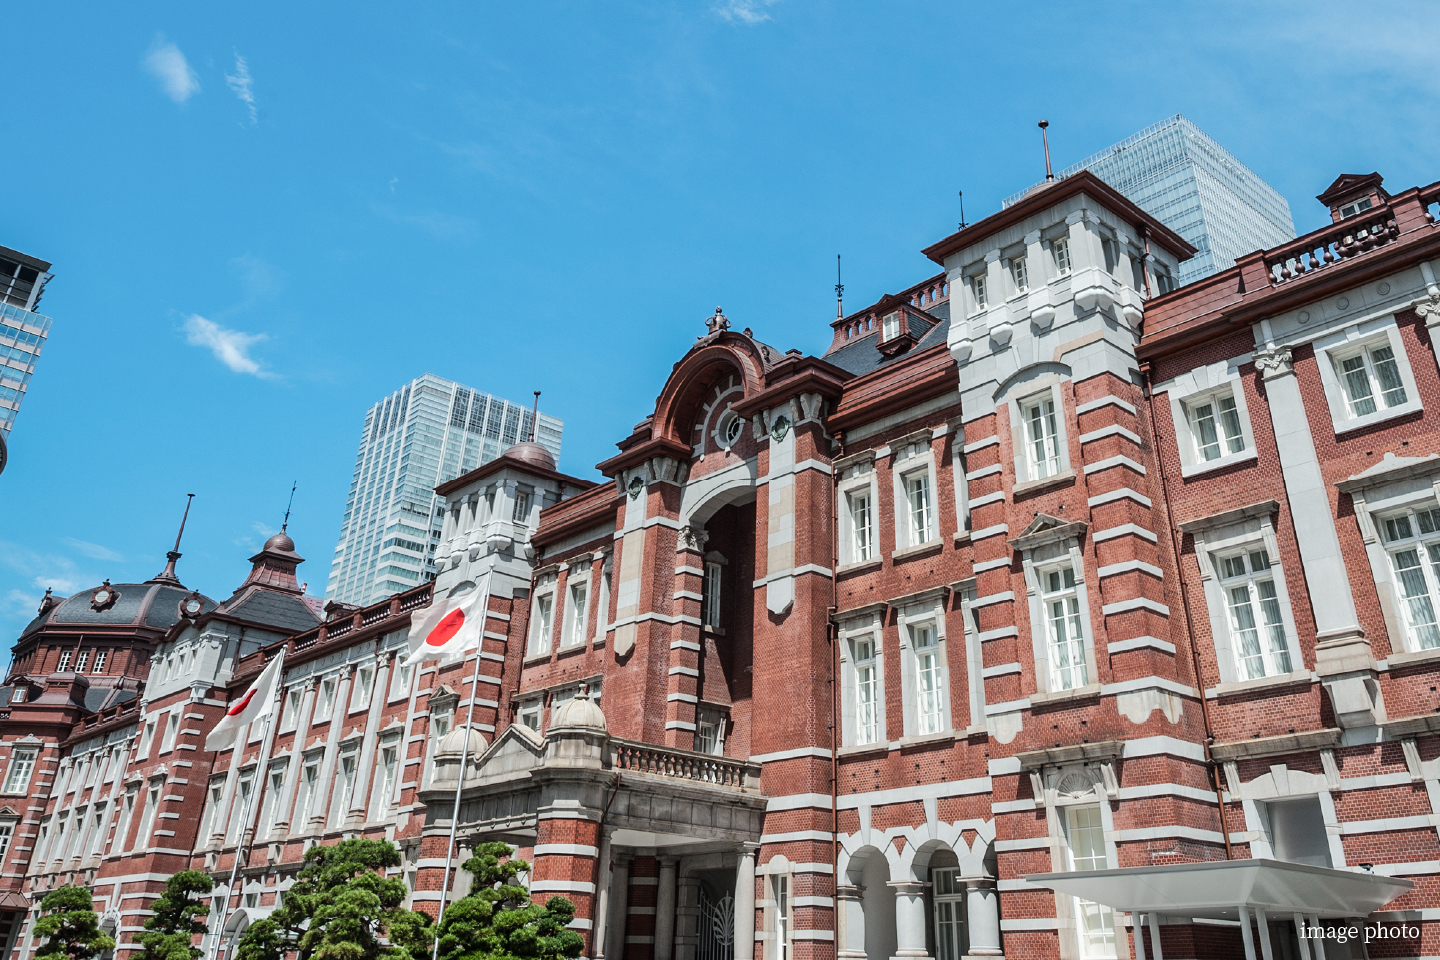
(1, 1, 1435, 640)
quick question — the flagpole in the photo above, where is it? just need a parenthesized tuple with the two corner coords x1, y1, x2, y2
(211, 708, 273, 960)
(429, 631, 487, 960)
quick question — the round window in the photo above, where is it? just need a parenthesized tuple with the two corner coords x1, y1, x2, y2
(722, 414, 744, 447)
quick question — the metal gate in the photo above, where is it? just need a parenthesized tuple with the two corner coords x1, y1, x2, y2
(698, 884, 735, 960)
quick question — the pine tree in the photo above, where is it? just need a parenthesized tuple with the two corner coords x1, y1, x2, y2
(432, 842, 583, 960)
(34, 886, 115, 960)
(134, 870, 214, 960)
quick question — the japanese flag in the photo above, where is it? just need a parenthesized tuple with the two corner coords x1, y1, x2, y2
(205, 652, 283, 752)
(403, 590, 483, 667)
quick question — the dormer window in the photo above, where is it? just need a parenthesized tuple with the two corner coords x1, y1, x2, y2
(881, 312, 900, 340)
(1338, 198, 1373, 220)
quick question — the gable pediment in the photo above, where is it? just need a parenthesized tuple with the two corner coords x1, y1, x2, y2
(1008, 513, 1088, 551)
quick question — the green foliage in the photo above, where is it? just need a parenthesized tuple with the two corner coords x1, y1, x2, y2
(236, 839, 431, 960)
(34, 885, 115, 960)
(433, 842, 583, 960)
(135, 870, 214, 960)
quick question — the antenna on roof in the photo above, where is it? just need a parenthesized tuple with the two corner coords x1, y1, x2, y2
(151, 493, 195, 586)
(1039, 120, 1055, 181)
(958, 190, 967, 229)
(282, 481, 297, 533)
(835, 254, 844, 319)
(530, 391, 540, 441)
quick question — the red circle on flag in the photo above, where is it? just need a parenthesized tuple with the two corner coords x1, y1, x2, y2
(227, 688, 258, 717)
(425, 608, 466, 647)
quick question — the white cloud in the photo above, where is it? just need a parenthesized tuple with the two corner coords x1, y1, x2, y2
(142, 35, 201, 103)
(225, 52, 258, 124)
(60, 538, 125, 563)
(182, 314, 272, 377)
(714, 0, 779, 24)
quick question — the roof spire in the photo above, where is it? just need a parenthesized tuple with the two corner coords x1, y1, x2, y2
(835, 255, 844, 319)
(1039, 120, 1055, 181)
(150, 493, 194, 587)
(282, 481, 297, 533)
(958, 190, 967, 230)
(530, 392, 540, 442)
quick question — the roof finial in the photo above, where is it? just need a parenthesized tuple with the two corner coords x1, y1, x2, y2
(958, 190, 967, 230)
(704, 307, 730, 336)
(530, 392, 540, 442)
(282, 481, 297, 533)
(1039, 120, 1055, 182)
(835, 255, 844, 320)
(150, 493, 195, 587)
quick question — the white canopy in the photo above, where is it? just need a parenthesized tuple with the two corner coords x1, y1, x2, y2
(1027, 858, 1413, 921)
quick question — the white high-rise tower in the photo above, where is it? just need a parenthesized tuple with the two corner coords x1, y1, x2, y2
(324, 374, 563, 605)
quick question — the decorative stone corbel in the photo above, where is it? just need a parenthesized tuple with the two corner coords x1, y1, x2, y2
(1402, 738, 1424, 783)
(1313, 627, 1385, 729)
(676, 526, 709, 554)
(1252, 344, 1295, 380)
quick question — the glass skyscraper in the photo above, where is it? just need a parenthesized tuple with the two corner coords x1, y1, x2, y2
(1003, 115, 1296, 285)
(325, 373, 564, 605)
(0, 245, 53, 438)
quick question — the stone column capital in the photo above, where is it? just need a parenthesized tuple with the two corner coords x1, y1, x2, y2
(1253, 344, 1295, 380)
(886, 879, 928, 896)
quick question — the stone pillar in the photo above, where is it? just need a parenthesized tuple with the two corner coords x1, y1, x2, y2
(592, 833, 613, 960)
(270, 678, 317, 838)
(675, 874, 700, 960)
(347, 653, 393, 827)
(887, 881, 932, 960)
(309, 666, 354, 830)
(734, 843, 758, 960)
(836, 884, 865, 960)
(964, 877, 1002, 957)
(655, 857, 679, 960)
(607, 854, 631, 960)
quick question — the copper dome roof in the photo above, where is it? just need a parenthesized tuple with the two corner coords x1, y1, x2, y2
(501, 441, 557, 471)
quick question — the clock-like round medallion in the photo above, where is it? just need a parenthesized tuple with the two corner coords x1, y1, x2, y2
(182, 597, 204, 617)
(92, 588, 112, 606)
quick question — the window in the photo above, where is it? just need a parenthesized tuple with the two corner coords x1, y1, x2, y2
(564, 582, 588, 647)
(372, 743, 399, 821)
(1154, 262, 1176, 294)
(1381, 506, 1440, 650)
(595, 556, 612, 643)
(75, 651, 89, 673)
(295, 759, 320, 825)
(528, 594, 554, 656)
(512, 489, 532, 523)
(518, 701, 542, 732)
(970, 273, 988, 310)
(67, 806, 87, 860)
(1187, 392, 1246, 462)
(1338, 197, 1373, 219)
(51, 814, 68, 862)
(140, 721, 157, 758)
(1051, 235, 1072, 276)
(723, 414, 744, 447)
(912, 624, 944, 735)
(1101, 234, 1119, 275)
(931, 870, 966, 960)
(260, 765, 287, 835)
(772, 875, 791, 960)
(87, 806, 106, 857)
(903, 469, 935, 545)
(353, 666, 375, 712)
(135, 784, 160, 851)
(1264, 797, 1331, 867)
(1009, 254, 1029, 294)
(846, 490, 873, 563)
(1335, 342, 1407, 418)
(315, 677, 338, 722)
(391, 662, 414, 701)
(0, 823, 14, 864)
(703, 562, 723, 628)
(57, 651, 72, 672)
(161, 707, 182, 753)
(1022, 395, 1062, 480)
(852, 637, 880, 746)
(244, 893, 259, 909)
(281, 689, 304, 731)
(92, 651, 106, 674)
(428, 708, 453, 783)
(881, 312, 900, 340)
(1219, 548, 1292, 680)
(116, 789, 136, 853)
(695, 709, 726, 756)
(331, 749, 358, 826)
(227, 775, 253, 844)
(1065, 805, 1117, 958)
(4, 749, 36, 793)
(1041, 564, 1088, 691)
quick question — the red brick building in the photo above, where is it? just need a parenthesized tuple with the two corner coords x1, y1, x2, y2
(4, 168, 1440, 960)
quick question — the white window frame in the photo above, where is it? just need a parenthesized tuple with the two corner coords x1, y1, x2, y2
(694, 706, 727, 756)
(57, 651, 72, 672)
(281, 687, 304, 731)
(892, 438, 939, 551)
(1215, 546, 1293, 681)
(294, 754, 322, 824)
(593, 549, 612, 645)
(3, 748, 36, 794)
(371, 738, 400, 821)
(390, 659, 415, 703)
(1061, 801, 1119, 958)
(1315, 321, 1423, 435)
(702, 557, 725, 629)
(836, 612, 886, 749)
(0, 821, 15, 865)
(134, 781, 161, 852)
(837, 454, 880, 568)
(1019, 537, 1098, 697)
(261, 761, 288, 836)
(898, 600, 950, 738)
(350, 664, 376, 713)
(517, 699, 543, 734)
(563, 576, 589, 648)
(1169, 377, 1258, 477)
(511, 485, 534, 525)
(313, 676, 338, 723)
(160, 706, 182, 754)
(1185, 503, 1304, 688)
(760, 858, 795, 960)
(527, 577, 557, 658)
(1050, 233, 1072, 277)
(967, 266, 988, 313)
(881, 311, 901, 341)
(1007, 250, 1029, 295)
(950, 427, 970, 536)
(330, 745, 359, 827)
(92, 650, 107, 674)
(227, 772, 254, 844)
(1011, 383, 1070, 484)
